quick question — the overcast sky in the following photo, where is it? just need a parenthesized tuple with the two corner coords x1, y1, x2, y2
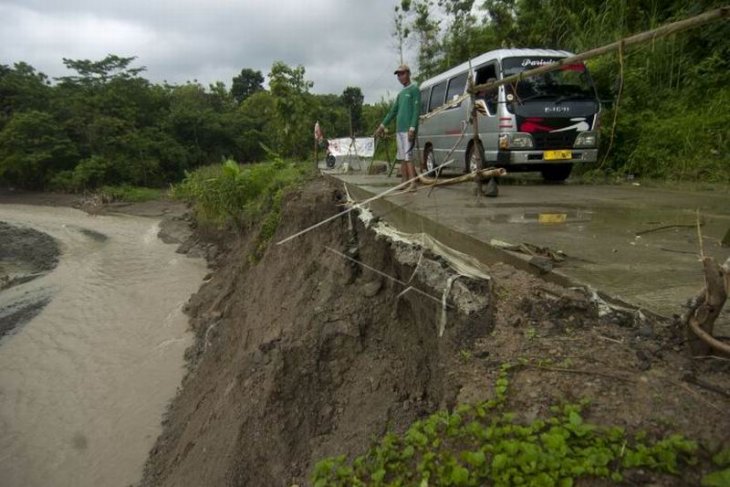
(0, 0, 419, 103)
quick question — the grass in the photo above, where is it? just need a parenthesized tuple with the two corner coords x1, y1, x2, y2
(171, 158, 315, 254)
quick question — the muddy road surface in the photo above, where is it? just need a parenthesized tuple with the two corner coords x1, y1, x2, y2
(339, 175, 730, 328)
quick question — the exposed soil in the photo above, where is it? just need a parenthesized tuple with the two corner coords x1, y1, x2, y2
(139, 178, 729, 487)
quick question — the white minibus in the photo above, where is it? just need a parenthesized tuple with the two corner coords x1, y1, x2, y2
(416, 48, 601, 181)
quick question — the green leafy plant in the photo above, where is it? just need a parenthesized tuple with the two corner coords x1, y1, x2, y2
(702, 447, 730, 487)
(172, 157, 310, 229)
(312, 363, 698, 486)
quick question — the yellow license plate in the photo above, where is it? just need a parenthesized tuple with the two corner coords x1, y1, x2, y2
(538, 213, 567, 224)
(544, 150, 572, 161)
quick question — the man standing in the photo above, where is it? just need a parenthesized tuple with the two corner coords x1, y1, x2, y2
(375, 64, 420, 191)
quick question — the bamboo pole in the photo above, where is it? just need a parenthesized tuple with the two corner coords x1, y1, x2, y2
(470, 6, 728, 95)
(421, 7, 729, 121)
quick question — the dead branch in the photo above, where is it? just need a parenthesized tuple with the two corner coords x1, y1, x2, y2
(635, 223, 701, 236)
(685, 256, 730, 356)
(682, 374, 730, 399)
(418, 167, 507, 187)
(525, 364, 635, 383)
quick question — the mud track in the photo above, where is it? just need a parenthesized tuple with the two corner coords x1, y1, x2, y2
(141, 178, 730, 487)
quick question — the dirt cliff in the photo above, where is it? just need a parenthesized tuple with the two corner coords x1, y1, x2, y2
(141, 178, 729, 487)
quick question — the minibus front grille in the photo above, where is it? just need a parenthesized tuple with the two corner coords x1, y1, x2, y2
(531, 131, 578, 150)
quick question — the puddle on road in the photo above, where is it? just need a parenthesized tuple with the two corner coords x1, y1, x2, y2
(460, 203, 728, 324)
(465, 206, 593, 225)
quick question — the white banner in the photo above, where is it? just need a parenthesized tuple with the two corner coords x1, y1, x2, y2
(327, 137, 375, 157)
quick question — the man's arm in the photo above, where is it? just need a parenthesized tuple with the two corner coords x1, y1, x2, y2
(382, 92, 400, 127)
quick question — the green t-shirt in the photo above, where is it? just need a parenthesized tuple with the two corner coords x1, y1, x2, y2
(382, 83, 420, 133)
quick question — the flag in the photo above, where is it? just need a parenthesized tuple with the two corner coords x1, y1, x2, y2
(314, 121, 323, 142)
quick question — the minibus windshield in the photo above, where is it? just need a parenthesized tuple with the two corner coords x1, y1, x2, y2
(501, 57, 595, 103)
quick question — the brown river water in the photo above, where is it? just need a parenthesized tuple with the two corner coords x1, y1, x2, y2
(0, 205, 207, 487)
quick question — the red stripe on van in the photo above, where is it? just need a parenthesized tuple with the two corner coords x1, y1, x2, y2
(445, 129, 462, 135)
(499, 117, 511, 121)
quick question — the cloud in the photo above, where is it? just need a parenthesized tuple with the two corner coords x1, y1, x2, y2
(0, 0, 416, 103)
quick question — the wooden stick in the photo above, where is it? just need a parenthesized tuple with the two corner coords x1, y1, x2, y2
(470, 7, 729, 95)
(686, 257, 730, 355)
(421, 8, 729, 121)
(635, 223, 700, 236)
(526, 364, 635, 383)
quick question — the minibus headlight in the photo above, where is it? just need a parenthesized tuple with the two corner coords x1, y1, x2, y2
(574, 131, 598, 148)
(499, 133, 533, 150)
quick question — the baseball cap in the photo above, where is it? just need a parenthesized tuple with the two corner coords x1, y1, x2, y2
(393, 64, 411, 74)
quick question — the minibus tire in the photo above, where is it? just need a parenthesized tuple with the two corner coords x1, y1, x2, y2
(421, 145, 436, 174)
(541, 163, 573, 182)
(466, 142, 485, 174)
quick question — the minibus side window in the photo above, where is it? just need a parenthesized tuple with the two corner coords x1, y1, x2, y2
(420, 88, 430, 114)
(429, 81, 447, 112)
(446, 72, 468, 104)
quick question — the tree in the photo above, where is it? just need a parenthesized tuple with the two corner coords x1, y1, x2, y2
(268, 61, 313, 157)
(231, 68, 264, 104)
(341, 86, 365, 135)
(393, 1, 413, 64)
(0, 110, 77, 188)
(237, 90, 276, 161)
(57, 55, 146, 86)
(412, 0, 443, 78)
(0, 62, 51, 129)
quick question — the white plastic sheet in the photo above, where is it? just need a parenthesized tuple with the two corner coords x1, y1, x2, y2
(326, 137, 375, 157)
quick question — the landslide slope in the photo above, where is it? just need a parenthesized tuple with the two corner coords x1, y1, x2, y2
(141, 178, 492, 487)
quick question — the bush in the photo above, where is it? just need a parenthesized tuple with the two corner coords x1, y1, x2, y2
(172, 157, 312, 230)
(71, 155, 117, 190)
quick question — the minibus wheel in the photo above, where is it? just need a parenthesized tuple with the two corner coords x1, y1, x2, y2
(421, 146, 436, 174)
(541, 163, 573, 182)
(467, 142, 485, 174)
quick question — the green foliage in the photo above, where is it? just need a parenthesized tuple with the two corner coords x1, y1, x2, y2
(71, 155, 116, 189)
(623, 88, 730, 182)
(268, 62, 315, 158)
(0, 110, 77, 188)
(342, 87, 365, 135)
(311, 364, 698, 486)
(702, 448, 730, 487)
(0, 62, 52, 129)
(172, 157, 310, 232)
(0, 55, 359, 190)
(231, 68, 264, 104)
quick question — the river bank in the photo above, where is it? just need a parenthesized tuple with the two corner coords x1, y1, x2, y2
(136, 178, 729, 486)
